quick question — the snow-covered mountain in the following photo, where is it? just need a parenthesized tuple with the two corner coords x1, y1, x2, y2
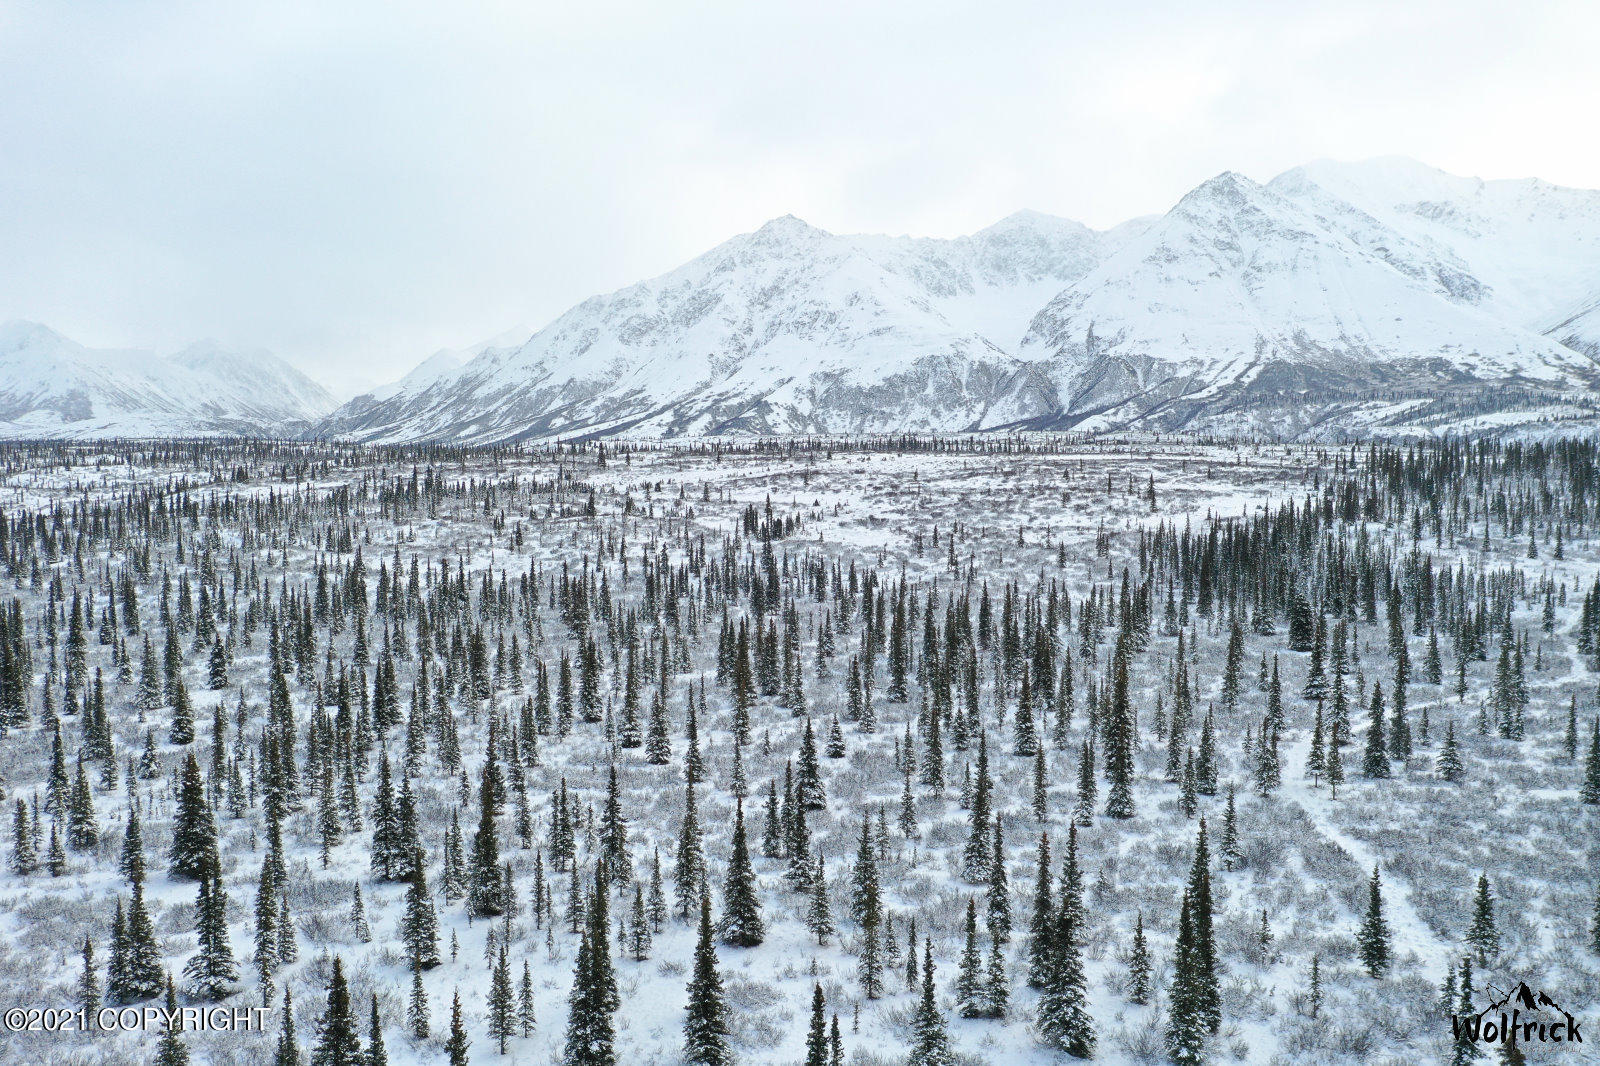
(318, 157, 1600, 443)
(0, 322, 336, 438)
(317, 211, 1143, 442)
(1017, 168, 1600, 436)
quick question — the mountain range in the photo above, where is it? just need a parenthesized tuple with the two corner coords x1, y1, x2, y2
(0, 322, 335, 438)
(10, 156, 1600, 442)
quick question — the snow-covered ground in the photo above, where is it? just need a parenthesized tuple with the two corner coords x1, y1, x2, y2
(0, 437, 1594, 1065)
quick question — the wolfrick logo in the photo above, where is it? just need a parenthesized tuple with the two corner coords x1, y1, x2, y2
(1451, 981, 1583, 1048)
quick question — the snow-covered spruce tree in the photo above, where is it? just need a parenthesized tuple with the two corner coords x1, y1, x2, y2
(183, 864, 238, 1000)
(489, 942, 517, 1054)
(1037, 823, 1094, 1057)
(401, 846, 441, 968)
(955, 898, 988, 1018)
(1027, 833, 1054, 990)
(1466, 873, 1499, 964)
(908, 938, 954, 1066)
(599, 763, 633, 884)
(1128, 911, 1151, 1004)
(962, 732, 993, 882)
(565, 862, 618, 1066)
(676, 781, 707, 920)
(1356, 864, 1392, 978)
(988, 821, 1011, 944)
(154, 976, 189, 1066)
(804, 984, 828, 1066)
(720, 799, 764, 947)
(1362, 682, 1391, 779)
(365, 994, 387, 1066)
(169, 751, 218, 880)
(1582, 717, 1600, 805)
(805, 853, 833, 945)
(683, 890, 733, 1066)
(852, 814, 885, 998)
(1440, 713, 1465, 781)
(77, 937, 99, 1018)
(444, 990, 470, 1066)
(520, 960, 538, 1037)
(469, 760, 506, 916)
(117, 881, 165, 1002)
(1167, 890, 1207, 1066)
(1103, 635, 1136, 818)
(1186, 819, 1220, 1032)
(309, 956, 362, 1066)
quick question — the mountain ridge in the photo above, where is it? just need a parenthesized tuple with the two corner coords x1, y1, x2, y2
(0, 321, 337, 439)
(319, 156, 1600, 443)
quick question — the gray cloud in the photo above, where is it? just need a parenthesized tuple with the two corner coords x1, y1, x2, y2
(2, 0, 1596, 395)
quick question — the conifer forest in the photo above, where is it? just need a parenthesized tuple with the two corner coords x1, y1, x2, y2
(0, 435, 1596, 1066)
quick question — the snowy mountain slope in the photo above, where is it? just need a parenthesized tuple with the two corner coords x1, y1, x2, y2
(313, 156, 1600, 444)
(1014, 171, 1600, 435)
(318, 211, 1129, 443)
(1269, 156, 1600, 327)
(0, 321, 336, 438)
(1544, 290, 1600, 359)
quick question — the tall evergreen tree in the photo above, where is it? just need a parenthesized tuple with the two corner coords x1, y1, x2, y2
(445, 990, 471, 1066)
(908, 938, 954, 1066)
(1466, 873, 1499, 965)
(1356, 865, 1392, 978)
(683, 890, 733, 1066)
(720, 800, 764, 947)
(488, 943, 517, 1054)
(310, 957, 363, 1066)
(170, 752, 218, 880)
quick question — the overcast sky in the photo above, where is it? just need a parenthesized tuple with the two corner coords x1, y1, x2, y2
(3, 0, 1597, 396)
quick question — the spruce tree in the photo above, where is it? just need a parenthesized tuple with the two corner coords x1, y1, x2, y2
(1185, 827, 1215, 1027)
(962, 733, 993, 882)
(311, 956, 363, 1066)
(1037, 825, 1094, 1057)
(401, 847, 441, 968)
(676, 782, 706, 921)
(805, 853, 833, 946)
(170, 752, 218, 880)
(1362, 682, 1390, 779)
(850, 816, 884, 997)
(123, 881, 165, 1001)
(78, 937, 100, 1018)
(10, 798, 35, 875)
(445, 990, 470, 1066)
(365, 994, 387, 1066)
(955, 897, 987, 1018)
(1027, 833, 1054, 990)
(1357, 864, 1392, 978)
(1104, 639, 1136, 818)
(407, 963, 430, 1039)
(489, 943, 516, 1054)
(598, 762, 633, 884)
(1438, 720, 1465, 783)
(719, 800, 764, 947)
(154, 976, 190, 1066)
(565, 863, 618, 1066)
(184, 866, 239, 1000)
(1128, 911, 1151, 1005)
(987, 822, 1011, 944)
(908, 938, 954, 1066)
(1582, 718, 1600, 805)
(683, 890, 732, 1066)
(1466, 873, 1499, 964)
(1166, 890, 1206, 1066)
(804, 984, 828, 1066)
(469, 763, 505, 916)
